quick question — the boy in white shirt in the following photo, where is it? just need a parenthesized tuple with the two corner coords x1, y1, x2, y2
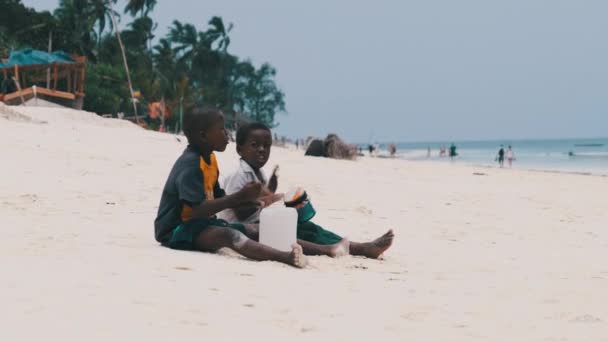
(220, 123, 394, 258)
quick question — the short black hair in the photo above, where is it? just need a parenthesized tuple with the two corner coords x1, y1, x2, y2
(236, 122, 271, 145)
(183, 107, 223, 144)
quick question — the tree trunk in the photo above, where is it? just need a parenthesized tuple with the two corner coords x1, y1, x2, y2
(107, 0, 139, 122)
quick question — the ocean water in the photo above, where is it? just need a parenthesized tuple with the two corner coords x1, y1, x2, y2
(370, 138, 608, 175)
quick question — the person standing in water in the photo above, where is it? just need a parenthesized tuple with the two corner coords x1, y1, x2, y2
(496, 145, 505, 168)
(449, 143, 457, 161)
(506, 145, 515, 168)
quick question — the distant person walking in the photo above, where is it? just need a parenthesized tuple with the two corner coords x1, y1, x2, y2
(506, 145, 515, 168)
(449, 143, 457, 161)
(368, 144, 375, 157)
(389, 143, 397, 157)
(496, 145, 505, 168)
(427, 146, 431, 158)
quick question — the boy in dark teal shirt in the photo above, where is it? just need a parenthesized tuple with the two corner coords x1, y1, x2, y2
(154, 108, 307, 268)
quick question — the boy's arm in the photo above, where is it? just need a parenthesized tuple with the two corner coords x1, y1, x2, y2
(190, 182, 263, 219)
(233, 188, 283, 221)
(231, 166, 280, 221)
(176, 166, 262, 220)
(233, 203, 261, 222)
(267, 165, 279, 193)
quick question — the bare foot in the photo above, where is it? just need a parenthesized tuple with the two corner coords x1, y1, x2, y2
(352, 230, 394, 259)
(328, 238, 350, 258)
(288, 244, 308, 268)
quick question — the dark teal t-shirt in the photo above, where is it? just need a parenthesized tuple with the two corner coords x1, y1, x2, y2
(154, 146, 224, 244)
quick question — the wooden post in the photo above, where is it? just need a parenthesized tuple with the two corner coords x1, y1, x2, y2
(53, 65, 58, 90)
(11, 76, 26, 105)
(160, 97, 166, 131)
(14, 65, 19, 86)
(67, 68, 72, 93)
(80, 64, 85, 93)
(46, 31, 52, 88)
(73, 69, 78, 94)
(179, 97, 184, 134)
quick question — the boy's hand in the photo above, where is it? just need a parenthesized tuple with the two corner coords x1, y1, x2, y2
(258, 192, 284, 208)
(235, 182, 263, 204)
(268, 165, 279, 193)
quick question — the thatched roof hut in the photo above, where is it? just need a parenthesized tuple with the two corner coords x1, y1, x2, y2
(0, 49, 86, 109)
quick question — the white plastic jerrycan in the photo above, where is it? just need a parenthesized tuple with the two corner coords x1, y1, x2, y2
(259, 205, 298, 252)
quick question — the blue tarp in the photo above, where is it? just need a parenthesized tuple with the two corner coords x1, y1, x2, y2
(0, 49, 75, 68)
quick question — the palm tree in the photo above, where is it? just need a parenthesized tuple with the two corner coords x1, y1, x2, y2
(124, 0, 157, 17)
(124, 0, 157, 52)
(206, 16, 233, 52)
(169, 20, 210, 63)
(169, 20, 219, 91)
(152, 38, 178, 99)
(91, 0, 118, 48)
(204, 17, 235, 111)
(127, 16, 156, 51)
(54, 0, 98, 59)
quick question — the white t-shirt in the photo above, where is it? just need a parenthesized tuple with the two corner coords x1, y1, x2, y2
(218, 159, 267, 223)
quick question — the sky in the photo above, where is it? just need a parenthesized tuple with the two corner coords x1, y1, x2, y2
(22, 0, 608, 143)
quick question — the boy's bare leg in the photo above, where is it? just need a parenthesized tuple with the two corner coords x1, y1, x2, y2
(242, 224, 348, 258)
(242, 223, 259, 241)
(298, 238, 349, 258)
(349, 229, 395, 259)
(194, 226, 307, 268)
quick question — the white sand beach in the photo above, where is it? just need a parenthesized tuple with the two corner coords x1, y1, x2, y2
(1, 104, 608, 341)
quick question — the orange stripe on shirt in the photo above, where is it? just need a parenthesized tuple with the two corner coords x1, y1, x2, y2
(180, 153, 220, 222)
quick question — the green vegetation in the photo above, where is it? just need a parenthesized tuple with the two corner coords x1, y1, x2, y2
(0, 0, 286, 129)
